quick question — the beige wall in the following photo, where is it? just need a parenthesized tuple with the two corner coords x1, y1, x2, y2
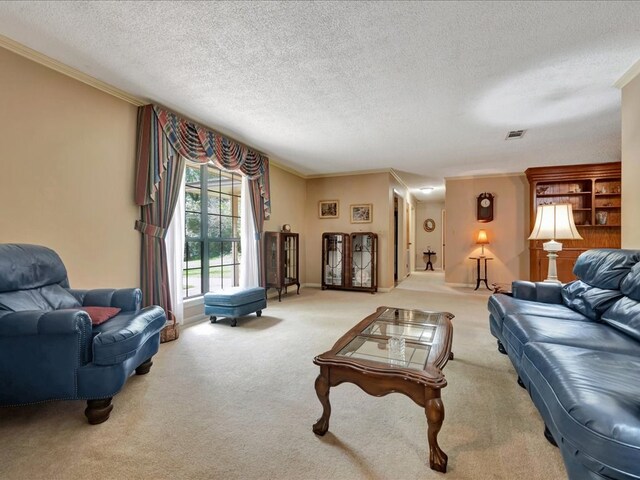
(0, 47, 140, 288)
(622, 73, 640, 248)
(444, 174, 529, 286)
(415, 201, 445, 269)
(305, 173, 396, 288)
(263, 163, 308, 283)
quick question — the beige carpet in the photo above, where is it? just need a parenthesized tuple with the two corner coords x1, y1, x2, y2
(0, 271, 566, 480)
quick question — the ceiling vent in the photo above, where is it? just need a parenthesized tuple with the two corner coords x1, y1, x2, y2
(505, 129, 526, 140)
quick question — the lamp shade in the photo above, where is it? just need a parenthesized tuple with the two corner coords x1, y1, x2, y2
(528, 204, 583, 240)
(476, 229, 489, 245)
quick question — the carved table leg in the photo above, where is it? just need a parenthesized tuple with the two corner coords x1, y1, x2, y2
(312, 367, 331, 436)
(425, 388, 448, 472)
(85, 397, 113, 425)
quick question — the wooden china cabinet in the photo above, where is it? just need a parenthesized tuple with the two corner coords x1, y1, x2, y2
(321, 232, 378, 293)
(526, 162, 621, 283)
(263, 231, 300, 301)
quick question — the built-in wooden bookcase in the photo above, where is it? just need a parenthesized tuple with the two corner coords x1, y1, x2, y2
(525, 162, 621, 283)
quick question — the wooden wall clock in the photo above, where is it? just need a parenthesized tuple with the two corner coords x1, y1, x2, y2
(477, 193, 494, 223)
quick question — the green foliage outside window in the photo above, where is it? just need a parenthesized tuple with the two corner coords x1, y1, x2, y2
(183, 164, 242, 298)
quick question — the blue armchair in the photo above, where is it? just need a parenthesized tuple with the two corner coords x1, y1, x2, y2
(0, 244, 166, 424)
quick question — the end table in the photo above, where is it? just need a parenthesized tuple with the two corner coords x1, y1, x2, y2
(423, 250, 436, 271)
(469, 256, 493, 291)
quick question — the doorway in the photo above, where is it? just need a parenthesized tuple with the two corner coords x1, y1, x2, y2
(394, 196, 399, 282)
(441, 209, 446, 270)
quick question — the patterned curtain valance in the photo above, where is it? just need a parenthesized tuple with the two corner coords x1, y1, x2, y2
(135, 104, 270, 219)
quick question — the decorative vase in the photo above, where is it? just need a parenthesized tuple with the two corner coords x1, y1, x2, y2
(596, 211, 608, 225)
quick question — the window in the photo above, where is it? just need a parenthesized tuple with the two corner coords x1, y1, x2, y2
(183, 163, 242, 298)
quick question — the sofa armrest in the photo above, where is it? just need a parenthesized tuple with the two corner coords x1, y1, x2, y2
(0, 310, 92, 364)
(0, 310, 93, 404)
(68, 288, 142, 312)
(92, 305, 166, 366)
(512, 281, 563, 304)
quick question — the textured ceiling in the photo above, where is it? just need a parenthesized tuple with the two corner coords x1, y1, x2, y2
(0, 1, 639, 199)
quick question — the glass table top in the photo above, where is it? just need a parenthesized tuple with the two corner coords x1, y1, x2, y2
(336, 308, 449, 371)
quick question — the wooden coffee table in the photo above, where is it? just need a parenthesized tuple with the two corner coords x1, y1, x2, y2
(312, 306, 454, 473)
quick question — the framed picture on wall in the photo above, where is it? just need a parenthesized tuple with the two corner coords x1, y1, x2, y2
(350, 204, 372, 223)
(318, 200, 339, 218)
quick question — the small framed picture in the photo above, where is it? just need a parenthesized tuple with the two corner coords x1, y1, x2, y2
(350, 204, 372, 223)
(318, 200, 339, 219)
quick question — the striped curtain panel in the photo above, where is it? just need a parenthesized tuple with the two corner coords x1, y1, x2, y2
(134, 105, 271, 342)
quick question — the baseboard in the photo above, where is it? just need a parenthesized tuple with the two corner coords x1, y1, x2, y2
(304, 282, 392, 293)
(183, 313, 207, 326)
(445, 282, 476, 288)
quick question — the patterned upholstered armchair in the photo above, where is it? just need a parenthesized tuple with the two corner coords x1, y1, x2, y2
(0, 244, 166, 424)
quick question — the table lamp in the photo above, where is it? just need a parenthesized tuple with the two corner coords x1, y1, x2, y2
(476, 229, 489, 257)
(528, 204, 582, 283)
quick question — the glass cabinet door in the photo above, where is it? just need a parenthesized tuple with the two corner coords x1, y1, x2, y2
(323, 234, 345, 287)
(264, 233, 279, 286)
(351, 233, 375, 288)
(284, 234, 298, 284)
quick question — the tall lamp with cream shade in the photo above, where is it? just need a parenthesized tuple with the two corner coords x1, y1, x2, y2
(528, 204, 583, 283)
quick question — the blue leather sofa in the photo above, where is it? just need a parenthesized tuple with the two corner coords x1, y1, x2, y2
(0, 244, 166, 424)
(488, 249, 640, 480)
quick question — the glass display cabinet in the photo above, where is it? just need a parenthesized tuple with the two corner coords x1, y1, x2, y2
(263, 231, 300, 301)
(321, 232, 377, 293)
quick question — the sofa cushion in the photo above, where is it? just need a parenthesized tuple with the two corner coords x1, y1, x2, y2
(0, 289, 53, 312)
(488, 294, 589, 328)
(621, 262, 640, 302)
(521, 343, 640, 477)
(600, 296, 640, 343)
(573, 248, 640, 289)
(502, 314, 640, 371)
(561, 280, 623, 320)
(0, 244, 69, 293)
(40, 284, 81, 309)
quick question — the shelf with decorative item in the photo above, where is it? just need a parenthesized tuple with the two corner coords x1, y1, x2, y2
(536, 192, 592, 197)
(594, 178, 621, 196)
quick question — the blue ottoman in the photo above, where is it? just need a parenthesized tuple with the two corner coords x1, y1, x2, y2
(204, 287, 266, 327)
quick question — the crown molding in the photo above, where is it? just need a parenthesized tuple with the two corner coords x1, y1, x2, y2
(306, 168, 392, 180)
(445, 172, 525, 182)
(268, 159, 308, 178)
(614, 58, 640, 89)
(0, 34, 145, 106)
(389, 168, 411, 191)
